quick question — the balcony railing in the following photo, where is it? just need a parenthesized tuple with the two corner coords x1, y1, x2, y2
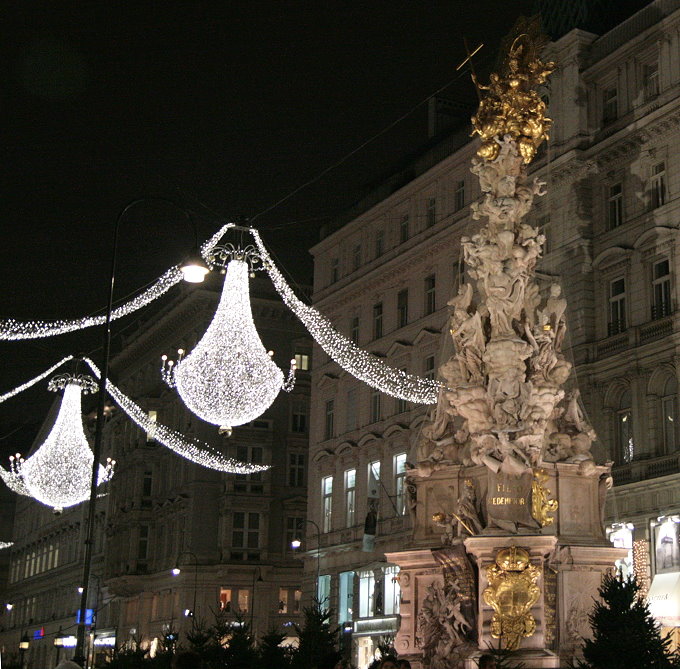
(608, 319, 626, 336)
(652, 301, 673, 320)
(613, 452, 680, 485)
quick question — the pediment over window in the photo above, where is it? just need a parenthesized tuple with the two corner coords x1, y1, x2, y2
(592, 246, 633, 271)
(413, 328, 441, 346)
(633, 226, 675, 253)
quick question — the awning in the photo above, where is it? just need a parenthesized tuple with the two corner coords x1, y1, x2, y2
(647, 573, 680, 627)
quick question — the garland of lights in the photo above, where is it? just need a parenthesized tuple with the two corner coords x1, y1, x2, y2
(250, 229, 440, 404)
(0, 224, 236, 341)
(10, 374, 114, 512)
(162, 254, 296, 434)
(82, 357, 267, 473)
(0, 358, 266, 499)
(0, 542, 13, 550)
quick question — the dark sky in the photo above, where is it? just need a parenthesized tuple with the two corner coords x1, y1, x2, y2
(0, 1, 535, 446)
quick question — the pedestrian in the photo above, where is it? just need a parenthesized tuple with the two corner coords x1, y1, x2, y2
(478, 653, 497, 669)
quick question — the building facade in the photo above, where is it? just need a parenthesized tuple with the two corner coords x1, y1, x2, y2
(307, 2, 680, 665)
(0, 271, 312, 667)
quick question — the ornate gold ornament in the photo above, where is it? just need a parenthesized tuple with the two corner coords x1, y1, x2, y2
(471, 31, 555, 164)
(531, 468, 558, 527)
(482, 545, 541, 650)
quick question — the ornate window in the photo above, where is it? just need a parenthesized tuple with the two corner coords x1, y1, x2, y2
(603, 85, 618, 123)
(608, 278, 626, 335)
(661, 376, 678, 454)
(652, 258, 671, 319)
(394, 453, 407, 515)
(616, 389, 634, 463)
(650, 162, 666, 209)
(397, 289, 409, 327)
(643, 60, 659, 100)
(424, 274, 436, 315)
(345, 469, 356, 527)
(373, 302, 383, 339)
(454, 180, 465, 212)
(322, 475, 333, 533)
(399, 214, 410, 244)
(607, 182, 623, 229)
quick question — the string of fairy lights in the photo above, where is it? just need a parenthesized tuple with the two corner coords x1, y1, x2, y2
(0, 221, 440, 510)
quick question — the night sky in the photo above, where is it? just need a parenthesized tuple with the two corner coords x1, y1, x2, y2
(0, 1, 535, 448)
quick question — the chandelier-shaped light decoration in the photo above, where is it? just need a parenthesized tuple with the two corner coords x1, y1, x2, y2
(83, 357, 267, 473)
(162, 245, 295, 435)
(250, 229, 441, 404)
(10, 374, 114, 512)
(0, 224, 236, 341)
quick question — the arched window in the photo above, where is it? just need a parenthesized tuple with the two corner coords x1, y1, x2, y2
(616, 389, 634, 463)
(661, 376, 678, 453)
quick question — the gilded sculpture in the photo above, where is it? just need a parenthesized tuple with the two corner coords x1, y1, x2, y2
(471, 32, 555, 164)
(483, 546, 541, 650)
(531, 468, 558, 527)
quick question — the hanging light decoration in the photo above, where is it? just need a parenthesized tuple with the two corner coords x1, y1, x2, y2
(0, 224, 236, 341)
(9, 374, 114, 513)
(162, 245, 295, 435)
(250, 229, 441, 404)
(0, 542, 13, 550)
(82, 357, 266, 473)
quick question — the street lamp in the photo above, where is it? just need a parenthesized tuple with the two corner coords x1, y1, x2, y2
(19, 633, 30, 669)
(291, 519, 321, 601)
(74, 199, 207, 667)
(171, 550, 199, 619)
(54, 628, 65, 666)
(6, 602, 13, 611)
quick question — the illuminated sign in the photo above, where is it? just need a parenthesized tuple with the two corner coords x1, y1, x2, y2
(62, 636, 78, 648)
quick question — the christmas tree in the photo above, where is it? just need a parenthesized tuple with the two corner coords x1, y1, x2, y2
(291, 600, 341, 669)
(577, 572, 680, 668)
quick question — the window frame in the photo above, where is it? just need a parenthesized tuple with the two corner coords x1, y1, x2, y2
(344, 468, 356, 527)
(322, 475, 333, 533)
(608, 277, 626, 336)
(607, 182, 623, 230)
(424, 274, 436, 315)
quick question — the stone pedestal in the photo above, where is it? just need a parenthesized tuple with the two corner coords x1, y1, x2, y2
(387, 462, 627, 667)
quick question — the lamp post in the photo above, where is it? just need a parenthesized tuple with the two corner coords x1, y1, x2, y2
(291, 518, 321, 602)
(54, 628, 65, 666)
(73, 200, 208, 667)
(171, 550, 199, 620)
(19, 633, 30, 669)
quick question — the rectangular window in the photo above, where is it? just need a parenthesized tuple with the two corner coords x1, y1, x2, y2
(291, 401, 308, 433)
(426, 197, 437, 227)
(394, 453, 407, 516)
(643, 61, 659, 100)
(424, 274, 436, 315)
(653, 259, 671, 319)
(650, 162, 666, 209)
(375, 229, 384, 258)
(233, 512, 260, 549)
(338, 571, 355, 624)
(368, 461, 380, 515)
(238, 588, 250, 613)
(352, 245, 361, 272)
(454, 180, 465, 212)
(350, 316, 360, 344)
(234, 446, 263, 492)
(424, 355, 435, 381)
(346, 388, 358, 432)
(322, 476, 333, 533)
(278, 588, 288, 613)
(146, 410, 157, 442)
(371, 389, 381, 423)
(294, 589, 302, 612)
(396, 372, 408, 414)
(384, 565, 401, 615)
(324, 400, 335, 440)
(318, 574, 331, 608)
(358, 570, 375, 618)
(399, 214, 410, 244)
(219, 588, 232, 612)
(607, 183, 623, 230)
(603, 86, 618, 123)
(286, 516, 303, 552)
(331, 258, 339, 284)
(288, 452, 305, 487)
(397, 289, 408, 328)
(609, 278, 626, 335)
(663, 395, 677, 453)
(142, 470, 152, 497)
(138, 526, 149, 560)
(373, 302, 383, 339)
(617, 407, 634, 464)
(294, 353, 310, 371)
(345, 469, 356, 527)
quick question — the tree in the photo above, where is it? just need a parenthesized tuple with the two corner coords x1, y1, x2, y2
(222, 612, 257, 669)
(257, 629, 292, 669)
(577, 572, 680, 669)
(291, 600, 341, 669)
